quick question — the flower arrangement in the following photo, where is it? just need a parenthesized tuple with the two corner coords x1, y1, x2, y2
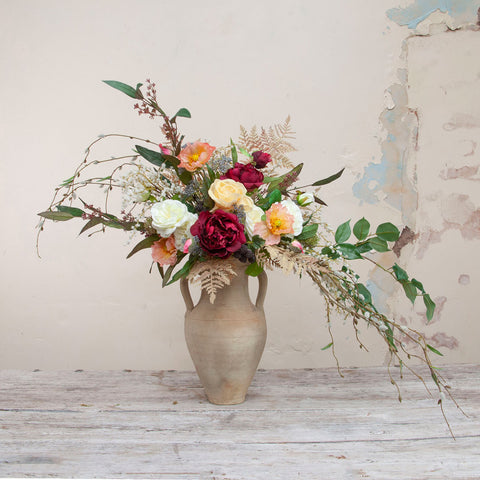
(37, 79, 460, 433)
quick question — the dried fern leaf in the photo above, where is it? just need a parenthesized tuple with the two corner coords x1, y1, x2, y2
(188, 260, 237, 303)
(238, 116, 297, 170)
(257, 244, 328, 277)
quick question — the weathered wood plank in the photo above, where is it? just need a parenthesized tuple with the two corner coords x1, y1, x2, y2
(0, 365, 479, 479)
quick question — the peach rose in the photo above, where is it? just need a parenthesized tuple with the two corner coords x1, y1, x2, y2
(208, 178, 247, 211)
(178, 141, 215, 172)
(151, 236, 177, 266)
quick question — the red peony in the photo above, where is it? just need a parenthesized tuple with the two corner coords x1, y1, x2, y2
(190, 209, 246, 258)
(222, 163, 264, 190)
(252, 151, 272, 169)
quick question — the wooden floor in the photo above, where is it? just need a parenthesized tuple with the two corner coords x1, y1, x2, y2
(0, 365, 479, 479)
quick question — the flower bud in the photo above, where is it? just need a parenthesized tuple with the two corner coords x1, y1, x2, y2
(297, 192, 314, 206)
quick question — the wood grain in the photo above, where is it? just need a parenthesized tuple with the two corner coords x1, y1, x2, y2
(0, 365, 478, 479)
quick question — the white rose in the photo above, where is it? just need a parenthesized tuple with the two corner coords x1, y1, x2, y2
(280, 199, 303, 236)
(151, 199, 191, 237)
(173, 211, 198, 250)
(245, 205, 265, 237)
(297, 192, 314, 206)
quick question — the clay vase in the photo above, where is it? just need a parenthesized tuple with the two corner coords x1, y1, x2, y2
(180, 260, 267, 405)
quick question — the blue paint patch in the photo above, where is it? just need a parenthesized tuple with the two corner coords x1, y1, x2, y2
(352, 158, 389, 205)
(386, 0, 477, 29)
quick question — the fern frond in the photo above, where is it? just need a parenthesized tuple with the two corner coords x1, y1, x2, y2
(188, 260, 237, 303)
(257, 244, 328, 277)
(238, 116, 296, 170)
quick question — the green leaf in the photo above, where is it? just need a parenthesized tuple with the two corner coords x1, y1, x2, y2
(56, 206, 84, 217)
(353, 218, 370, 241)
(162, 264, 175, 288)
(250, 235, 265, 249)
(126, 235, 160, 259)
(296, 223, 318, 241)
(426, 344, 443, 356)
(245, 262, 264, 277)
(230, 140, 238, 165)
(173, 108, 191, 119)
(402, 281, 417, 304)
(314, 195, 327, 206)
(321, 342, 333, 351)
(376, 222, 400, 242)
(38, 210, 74, 221)
(368, 236, 389, 252)
(135, 145, 180, 169)
(103, 80, 139, 99)
(356, 241, 373, 254)
(156, 263, 164, 279)
(384, 323, 397, 351)
(167, 257, 195, 285)
(424, 294, 436, 322)
(311, 167, 344, 187)
(60, 175, 75, 187)
(178, 169, 193, 185)
(411, 278, 425, 293)
(238, 146, 252, 159)
(79, 217, 103, 235)
(135, 145, 166, 167)
(265, 188, 282, 208)
(356, 283, 372, 304)
(392, 263, 409, 282)
(337, 243, 362, 260)
(267, 163, 303, 193)
(335, 220, 351, 243)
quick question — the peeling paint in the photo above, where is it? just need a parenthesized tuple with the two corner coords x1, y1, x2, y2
(428, 331, 459, 350)
(352, 83, 418, 225)
(443, 113, 480, 131)
(417, 194, 480, 258)
(393, 226, 418, 256)
(458, 274, 471, 285)
(386, 0, 477, 30)
(439, 164, 479, 180)
(415, 228, 443, 259)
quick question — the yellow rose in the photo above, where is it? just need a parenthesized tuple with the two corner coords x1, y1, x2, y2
(236, 194, 255, 212)
(208, 179, 247, 210)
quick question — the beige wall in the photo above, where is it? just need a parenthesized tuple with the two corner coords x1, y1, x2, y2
(1, 0, 479, 370)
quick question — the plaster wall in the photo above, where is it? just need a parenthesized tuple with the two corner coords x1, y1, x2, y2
(0, 0, 479, 370)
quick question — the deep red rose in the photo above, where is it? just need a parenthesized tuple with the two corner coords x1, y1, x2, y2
(190, 209, 246, 258)
(222, 163, 264, 190)
(252, 151, 272, 169)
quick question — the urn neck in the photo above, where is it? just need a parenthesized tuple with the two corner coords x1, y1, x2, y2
(199, 259, 251, 305)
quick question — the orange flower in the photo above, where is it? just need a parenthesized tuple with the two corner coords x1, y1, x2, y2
(253, 203, 295, 246)
(266, 203, 294, 235)
(151, 236, 177, 266)
(178, 141, 215, 172)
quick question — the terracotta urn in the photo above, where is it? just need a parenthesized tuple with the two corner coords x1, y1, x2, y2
(180, 260, 267, 405)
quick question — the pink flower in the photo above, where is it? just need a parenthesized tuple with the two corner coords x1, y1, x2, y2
(151, 236, 177, 266)
(178, 142, 215, 172)
(183, 238, 192, 254)
(253, 203, 295, 246)
(291, 240, 304, 252)
(159, 144, 172, 155)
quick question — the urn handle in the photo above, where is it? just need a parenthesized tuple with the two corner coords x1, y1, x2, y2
(180, 277, 194, 312)
(255, 270, 268, 310)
